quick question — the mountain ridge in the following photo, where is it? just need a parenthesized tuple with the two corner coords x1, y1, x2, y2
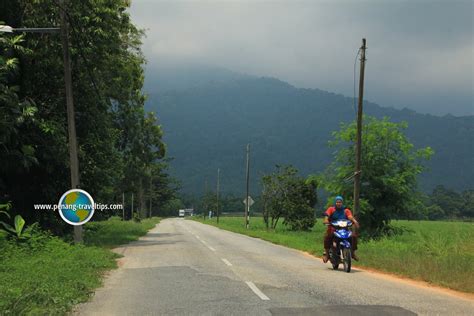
(145, 75, 473, 195)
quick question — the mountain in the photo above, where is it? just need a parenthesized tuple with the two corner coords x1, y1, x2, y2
(143, 62, 252, 93)
(144, 73, 474, 196)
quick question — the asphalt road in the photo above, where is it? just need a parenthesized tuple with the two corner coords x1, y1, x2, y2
(76, 218, 474, 315)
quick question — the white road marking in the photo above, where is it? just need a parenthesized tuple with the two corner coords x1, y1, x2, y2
(245, 281, 270, 301)
(221, 258, 232, 266)
(196, 235, 201, 239)
(208, 246, 216, 252)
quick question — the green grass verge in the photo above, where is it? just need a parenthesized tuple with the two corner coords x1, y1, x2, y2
(0, 217, 160, 315)
(84, 217, 161, 248)
(191, 216, 474, 293)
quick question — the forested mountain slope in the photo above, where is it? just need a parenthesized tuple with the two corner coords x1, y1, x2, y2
(146, 76, 473, 195)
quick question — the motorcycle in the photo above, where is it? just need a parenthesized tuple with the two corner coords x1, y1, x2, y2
(327, 219, 353, 273)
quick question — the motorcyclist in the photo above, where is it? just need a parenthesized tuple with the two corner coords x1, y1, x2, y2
(322, 195, 360, 263)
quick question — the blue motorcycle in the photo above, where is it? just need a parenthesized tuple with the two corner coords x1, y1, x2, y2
(328, 219, 353, 273)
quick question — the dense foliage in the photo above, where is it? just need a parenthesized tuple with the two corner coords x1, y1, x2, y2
(0, 1, 176, 233)
(406, 185, 474, 220)
(262, 165, 317, 231)
(147, 76, 473, 195)
(320, 116, 433, 237)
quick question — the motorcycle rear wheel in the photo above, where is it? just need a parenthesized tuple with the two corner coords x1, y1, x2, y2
(329, 248, 339, 270)
(342, 248, 351, 273)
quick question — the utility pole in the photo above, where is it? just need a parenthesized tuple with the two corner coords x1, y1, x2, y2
(245, 144, 250, 229)
(149, 175, 152, 218)
(122, 192, 125, 221)
(204, 180, 208, 219)
(131, 193, 134, 220)
(60, 0, 81, 243)
(216, 168, 220, 224)
(353, 38, 367, 218)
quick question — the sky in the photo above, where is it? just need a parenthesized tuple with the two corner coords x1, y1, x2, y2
(129, 0, 473, 116)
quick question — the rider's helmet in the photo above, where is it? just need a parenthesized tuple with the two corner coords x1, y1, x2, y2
(335, 196, 344, 204)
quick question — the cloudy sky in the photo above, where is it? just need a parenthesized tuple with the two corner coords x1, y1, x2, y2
(129, 0, 473, 116)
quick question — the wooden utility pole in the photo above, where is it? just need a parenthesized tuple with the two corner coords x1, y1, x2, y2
(204, 180, 208, 219)
(131, 193, 134, 220)
(122, 192, 125, 221)
(245, 144, 250, 229)
(353, 38, 367, 218)
(60, 0, 81, 243)
(149, 175, 152, 218)
(216, 168, 220, 224)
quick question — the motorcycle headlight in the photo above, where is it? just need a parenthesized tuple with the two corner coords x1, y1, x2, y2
(337, 221, 347, 227)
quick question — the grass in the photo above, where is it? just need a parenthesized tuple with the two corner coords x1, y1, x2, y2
(0, 217, 160, 315)
(84, 217, 161, 247)
(191, 216, 474, 293)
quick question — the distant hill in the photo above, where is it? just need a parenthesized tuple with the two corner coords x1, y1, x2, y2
(143, 62, 252, 93)
(145, 73, 474, 196)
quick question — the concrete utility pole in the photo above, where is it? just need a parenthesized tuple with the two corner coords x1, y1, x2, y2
(245, 144, 250, 229)
(216, 168, 220, 224)
(60, 0, 81, 243)
(353, 38, 367, 218)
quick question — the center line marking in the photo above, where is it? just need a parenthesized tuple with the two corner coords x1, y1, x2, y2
(245, 281, 270, 301)
(196, 235, 200, 239)
(221, 258, 232, 266)
(208, 246, 216, 251)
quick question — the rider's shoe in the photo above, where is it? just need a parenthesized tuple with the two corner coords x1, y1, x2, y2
(352, 251, 359, 261)
(322, 252, 329, 263)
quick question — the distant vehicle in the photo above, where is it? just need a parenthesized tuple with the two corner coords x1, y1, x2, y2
(178, 209, 194, 217)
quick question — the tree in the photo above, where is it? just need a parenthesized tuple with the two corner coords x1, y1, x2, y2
(200, 191, 217, 216)
(0, 1, 173, 232)
(159, 198, 185, 217)
(321, 116, 433, 237)
(426, 186, 474, 219)
(0, 34, 39, 178)
(262, 165, 317, 231)
(461, 190, 474, 218)
(429, 185, 462, 218)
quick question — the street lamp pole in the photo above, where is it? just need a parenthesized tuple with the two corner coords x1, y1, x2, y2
(0, 0, 82, 242)
(59, 0, 82, 243)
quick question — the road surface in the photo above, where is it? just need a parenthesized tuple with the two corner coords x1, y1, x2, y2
(76, 218, 474, 315)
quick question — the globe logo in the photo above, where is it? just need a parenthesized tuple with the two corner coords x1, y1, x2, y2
(58, 189, 95, 225)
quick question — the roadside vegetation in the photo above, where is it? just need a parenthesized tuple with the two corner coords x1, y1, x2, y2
(192, 216, 473, 294)
(0, 217, 160, 315)
(191, 115, 473, 293)
(84, 217, 161, 247)
(1, 2, 177, 312)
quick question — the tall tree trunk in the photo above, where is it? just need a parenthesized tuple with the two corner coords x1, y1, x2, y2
(273, 216, 280, 229)
(264, 203, 269, 229)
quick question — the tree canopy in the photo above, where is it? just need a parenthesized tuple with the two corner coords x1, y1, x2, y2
(262, 165, 318, 231)
(321, 116, 433, 237)
(0, 0, 177, 232)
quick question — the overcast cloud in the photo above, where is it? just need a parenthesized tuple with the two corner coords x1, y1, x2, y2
(129, 0, 473, 116)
